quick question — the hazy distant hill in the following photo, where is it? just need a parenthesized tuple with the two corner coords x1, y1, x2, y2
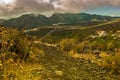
(1, 13, 118, 29)
(0, 19, 5, 24)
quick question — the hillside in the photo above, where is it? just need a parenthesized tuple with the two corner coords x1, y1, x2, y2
(0, 13, 120, 80)
(1, 0, 120, 79)
(26, 18, 120, 43)
(0, 26, 120, 80)
(1, 13, 118, 30)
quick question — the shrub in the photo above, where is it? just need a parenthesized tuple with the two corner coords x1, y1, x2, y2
(0, 27, 32, 62)
(0, 27, 35, 79)
(99, 52, 120, 74)
(59, 38, 77, 53)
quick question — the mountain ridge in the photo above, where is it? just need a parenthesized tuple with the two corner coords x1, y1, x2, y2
(1, 13, 119, 30)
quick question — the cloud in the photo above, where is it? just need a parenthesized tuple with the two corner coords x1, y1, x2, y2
(0, 0, 54, 18)
(54, 0, 120, 13)
(0, 0, 120, 18)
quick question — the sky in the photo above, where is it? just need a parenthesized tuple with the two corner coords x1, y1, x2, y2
(0, 0, 120, 19)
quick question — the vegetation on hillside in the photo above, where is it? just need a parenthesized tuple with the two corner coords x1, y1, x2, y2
(59, 32, 120, 74)
(0, 18, 120, 79)
(0, 26, 42, 79)
(23, 19, 120, 45)
(1, 13, 117, 30)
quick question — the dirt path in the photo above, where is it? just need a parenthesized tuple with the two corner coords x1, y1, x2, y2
(28, 45, 117, 80)
(12, 44, 119, 80)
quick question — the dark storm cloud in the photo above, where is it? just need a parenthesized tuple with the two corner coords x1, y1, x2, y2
(0, 0, 120, 18)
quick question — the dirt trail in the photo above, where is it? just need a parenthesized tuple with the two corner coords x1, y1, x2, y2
(29, 45, 117, 80)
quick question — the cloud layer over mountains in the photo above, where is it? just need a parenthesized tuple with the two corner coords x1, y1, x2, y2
(0, 0, 120, 18)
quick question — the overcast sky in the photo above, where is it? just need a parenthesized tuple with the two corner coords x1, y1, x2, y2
(0, 0, 120, 19)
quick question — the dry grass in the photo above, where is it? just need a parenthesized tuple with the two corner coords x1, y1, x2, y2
(0, 27, 40, 79)
(98, 52, 120, 74)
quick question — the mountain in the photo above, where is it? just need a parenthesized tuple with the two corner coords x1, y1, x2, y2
(1, 14, 48, 29)
(1, 13, 118, 30)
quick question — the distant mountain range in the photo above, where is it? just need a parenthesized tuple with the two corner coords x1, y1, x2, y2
(0, 13, 118, 29)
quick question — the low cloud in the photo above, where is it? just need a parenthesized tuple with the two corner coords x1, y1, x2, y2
(0, 0, 54, 18)
(0, 0, 120, 18)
